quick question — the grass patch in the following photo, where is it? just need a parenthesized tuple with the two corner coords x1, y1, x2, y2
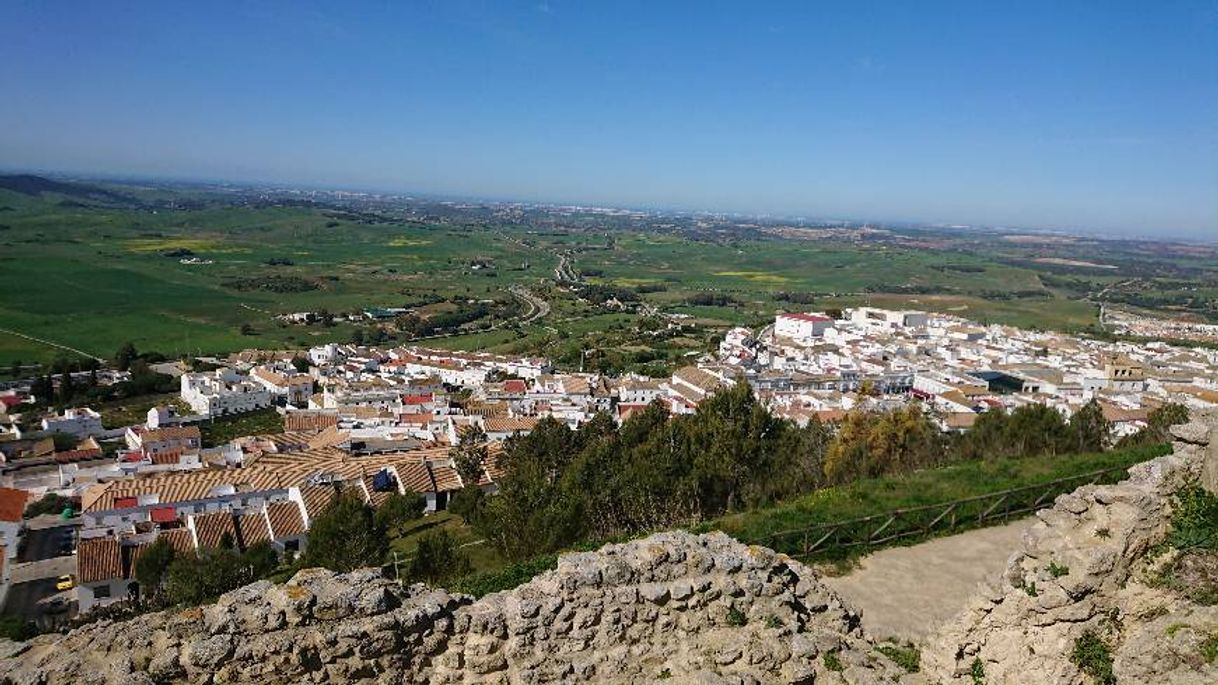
(198, 407, 283, 446)
(823, 650, 843, 672)
(1048, 561, 1070, 578)
(876, 642, 920, 673)
(1202, 632, 1218, 664)
(1070, 630, 1115, 685)
(449, 554, 559, 598)
(707, 444, 1169, 561)
(1150, 484, 1218, 605)
(97, 392, 190, 429)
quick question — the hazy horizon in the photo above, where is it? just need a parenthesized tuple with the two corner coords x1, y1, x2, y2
(2, 1, 1216, 238)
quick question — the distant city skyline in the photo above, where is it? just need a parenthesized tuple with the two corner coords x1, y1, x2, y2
(2, 1, 1216, 238)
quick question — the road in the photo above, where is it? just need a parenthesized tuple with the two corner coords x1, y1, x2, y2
(554, 251, 579, 282)
(409, 286, 550, 344)
(821, 518, 1030, 645)
(511, 286, 551, 324)
(4, 520, 79, 628)
(17, 521, 77, 564)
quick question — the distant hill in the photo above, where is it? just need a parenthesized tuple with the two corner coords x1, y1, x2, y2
(0, 174, 139, 205)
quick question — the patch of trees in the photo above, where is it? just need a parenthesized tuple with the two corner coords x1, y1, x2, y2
(1117, 403, 1190, 448)
(467, 386, 831, 560)
(579, 284, 639, 305)
(930, 264, 987, 273)
(465, 387, 1156, 562)
(134, 536, 280, 607)
(28, 346, 173, 408)
(864, 284, 956, 295)
(161, 248, 195, 258)
(635, 283, 668, 294)
(222, 275, 319, 293)
(301, 492, 389, 572)
(23, 493, 76, 518)
(395, 303, 494, 338)
(264, 257, 295, 266)
(773, 291, 818, 305)
(686, 292, 738, 306)
(951, 400, 1111, 461)
(978, 289, 1051, 301)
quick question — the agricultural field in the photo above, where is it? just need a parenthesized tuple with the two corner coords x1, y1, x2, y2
(2, 175, 1215, 373)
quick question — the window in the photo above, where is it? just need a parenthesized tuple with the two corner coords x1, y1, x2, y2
(94, 585, 111, 599)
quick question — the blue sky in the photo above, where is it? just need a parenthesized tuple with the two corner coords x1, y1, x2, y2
(2, 1, 1216, 238)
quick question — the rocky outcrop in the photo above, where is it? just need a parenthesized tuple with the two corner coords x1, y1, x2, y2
(923, 412, 1218, 684)
(0, 532, 908, 684)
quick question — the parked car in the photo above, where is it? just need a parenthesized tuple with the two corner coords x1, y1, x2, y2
(55, 575, 74, 591)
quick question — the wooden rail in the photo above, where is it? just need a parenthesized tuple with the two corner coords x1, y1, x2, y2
(763, 465, 1128, 560)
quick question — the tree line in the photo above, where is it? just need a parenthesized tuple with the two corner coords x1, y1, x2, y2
(456, 385, 1186, 562)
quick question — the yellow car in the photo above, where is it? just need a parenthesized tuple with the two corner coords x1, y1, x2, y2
(55, 574, 74, 591)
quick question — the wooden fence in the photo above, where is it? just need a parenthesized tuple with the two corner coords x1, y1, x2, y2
(763, 465, 1130, 561)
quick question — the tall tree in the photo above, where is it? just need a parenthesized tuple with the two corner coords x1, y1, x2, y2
(407, 529, 470, 584)
(1068, 400, 1110, 453)
(451, 425, 489, 487)
(302, 492, 387, 572)
(115, 341, 137, 372)
(134, 537, 176, 602)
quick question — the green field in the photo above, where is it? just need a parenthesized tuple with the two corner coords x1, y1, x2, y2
(2, 178, 1214, 371)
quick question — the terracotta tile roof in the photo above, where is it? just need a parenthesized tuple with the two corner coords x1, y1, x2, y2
(142, 426, 201, 443)
(78, 537, 122, 583)
(150, 449, 184, 466)
(428, 462, 462, 493)
(299, 485, 340, 521)
(945, 412, 979, 429)
(0, 487, 29, 523)
(266, 501, 305, 538)
(158, 527, 196, 555)
(483, 417, 539, 434)
(396, 462, 435, 495)
(193, 511, 237, 549)
(236, 511, 272, 547)
(123, 542, 148, 580)
(308, 426, 349, 450)
(361, 474, 394, 508)
(284, 412, 339, 433)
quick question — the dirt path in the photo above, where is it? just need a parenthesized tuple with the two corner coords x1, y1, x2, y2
(821, 518, 1031, 645)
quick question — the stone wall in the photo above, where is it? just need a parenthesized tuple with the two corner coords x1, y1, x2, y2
(0, 532, 908, 684)
(923, 412, 1218, 684)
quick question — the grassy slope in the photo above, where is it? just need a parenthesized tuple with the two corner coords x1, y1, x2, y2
(706, 443, 1171, 558)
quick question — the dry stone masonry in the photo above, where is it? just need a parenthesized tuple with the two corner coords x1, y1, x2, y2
(923, 410, 1218, 684)
(0, 532, 909, 684)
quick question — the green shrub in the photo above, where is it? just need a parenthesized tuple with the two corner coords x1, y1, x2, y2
(408, 529, 471, 584)
(876, 642, 920, 673)
(970, 658, 985, 685)
(449, 554, 558, 597)
(823, 650, 844, 672)
(1169, 485, 1218, 551)
(1070, 630, 1115, 684)
(1048, 561, 1070, 578)
(1202, 632, 1218, 665)
(726, 607, 747, 627)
